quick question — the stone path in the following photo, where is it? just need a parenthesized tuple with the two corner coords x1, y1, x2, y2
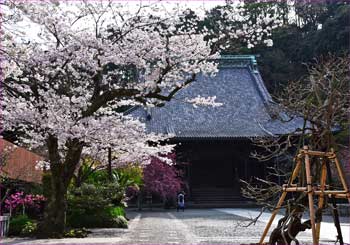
(120, 211, 197, 244)
(2, 208, 349, 244)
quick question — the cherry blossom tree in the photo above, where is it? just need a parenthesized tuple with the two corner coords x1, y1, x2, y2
(1, 0, 276, 237)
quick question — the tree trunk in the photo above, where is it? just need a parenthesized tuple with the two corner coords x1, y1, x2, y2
(108, 147, 112, 181)
(38, 136, 83, 238)
(39, 174, 68, 238)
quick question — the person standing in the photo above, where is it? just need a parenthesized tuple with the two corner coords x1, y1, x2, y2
(177, 192, 185, 212)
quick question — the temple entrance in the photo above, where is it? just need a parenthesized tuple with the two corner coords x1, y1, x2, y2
(190, 159, 238, 188)
(175, 139, 265, 205)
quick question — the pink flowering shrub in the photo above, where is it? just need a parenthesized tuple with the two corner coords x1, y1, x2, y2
(142, 155, 183, 199)
(5, 192, 46, 215)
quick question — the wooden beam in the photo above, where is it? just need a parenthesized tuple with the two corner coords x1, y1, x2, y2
(329, 194, 350, 198)
(283, 186, 307, 192)
(281, 188, 349, 195)
(315, 190, 348, 195)
(299, 149, 334, 157)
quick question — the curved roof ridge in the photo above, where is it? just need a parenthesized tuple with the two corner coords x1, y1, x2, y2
(218, 55, 273, 104)
(248, 66, 273, 103)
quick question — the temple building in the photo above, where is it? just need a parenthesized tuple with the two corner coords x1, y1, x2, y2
(130, 55, 302, 206)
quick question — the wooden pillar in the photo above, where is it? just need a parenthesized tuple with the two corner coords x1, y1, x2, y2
(304, 146, 317, 245)
(315, 158, 327, 242)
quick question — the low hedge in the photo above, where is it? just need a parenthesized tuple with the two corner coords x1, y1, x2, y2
(67, 206, 127, 228)
(8, 214, 38, 237)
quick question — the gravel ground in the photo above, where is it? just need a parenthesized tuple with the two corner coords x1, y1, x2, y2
(2, 208, 348, 244)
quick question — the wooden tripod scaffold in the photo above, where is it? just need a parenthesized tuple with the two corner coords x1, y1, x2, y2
(259, 146, 350, 245)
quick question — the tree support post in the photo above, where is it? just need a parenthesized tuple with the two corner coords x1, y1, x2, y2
(258, 157, 302, 244)
(259, 146, 350, 245)
(315, 159, 327, 242)
(303, 146, 317, 245)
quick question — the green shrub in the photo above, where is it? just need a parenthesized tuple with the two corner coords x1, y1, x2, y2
(116, 165, 143, 189)
(8, 215, 31, 236)
(105, 206, 126, 218)
(67, 182, 127, 223)
(67, 178, 129, 229)
(102, 182, 126, 207)
(67, 207, 127, 228)
(68, 183, 125, 211)
(20, 221, 38, 237)
(67, 206, 128, 228)
(114, 216, 128, 228)
(67, 211, 111, 228)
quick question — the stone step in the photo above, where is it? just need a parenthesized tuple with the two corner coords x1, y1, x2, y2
(193, 198, 242, 201)
(192, 190, 240, 196)
(187, 202, 258, 208)
(190, 188, 246, 206)
(192, 193, 238, 196)
(193, 195, 241, 198)
(193, 200, 244, 204)
(192, 191, 239, 195)
(192, 189, 238, 192)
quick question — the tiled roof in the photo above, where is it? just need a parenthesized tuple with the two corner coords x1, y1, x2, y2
(129, 55, 303, 139)
(0, 139, 43, 183)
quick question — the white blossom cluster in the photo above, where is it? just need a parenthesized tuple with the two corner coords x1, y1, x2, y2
(186, 96, 223, 108)
(35, 160, 50, 171)
(207, 4, 282, 50)
(1, 1, 275, 168)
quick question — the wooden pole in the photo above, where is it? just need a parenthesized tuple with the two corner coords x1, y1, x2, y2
(259, 157, 302, 244)
(289, 156, 302, 185)
(315, 159, 327, 243)
(259, 191, 287, 244)
(325, 157, 344, 245)
(304, 146, 317, 245)
(331, 151, 350, 204)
